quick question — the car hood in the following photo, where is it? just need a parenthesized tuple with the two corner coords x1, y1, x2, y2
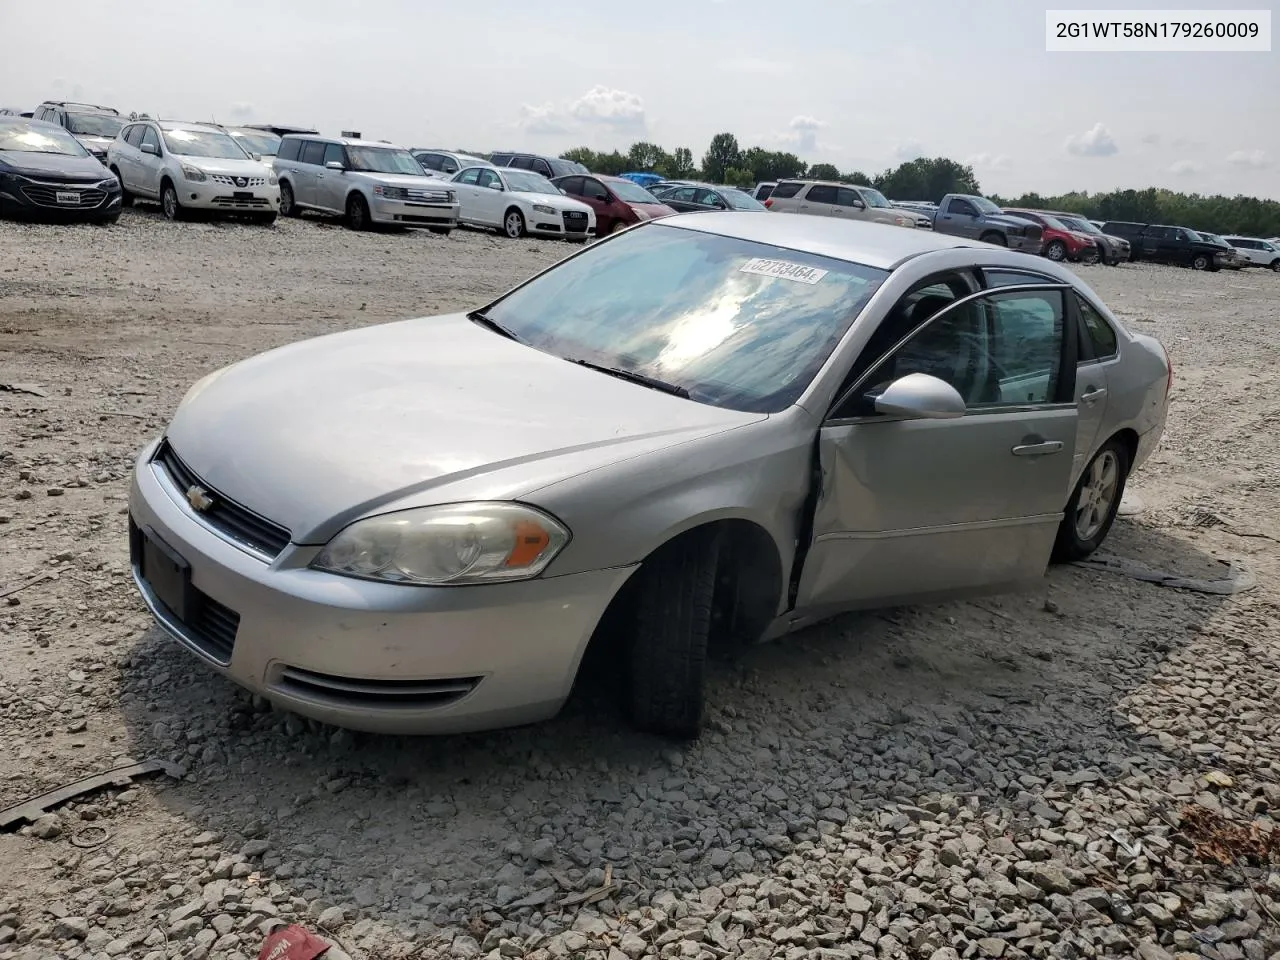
(175, 156, 273, 177)
(74, 135, 113, 152)
(351, 171, 451, 188)
(165, 313, 762, 543)
(990, 214, 1041, 230)
(511, 191, 593, 214)
(0, 150, 111, 180)
(632, 202, 678, 219)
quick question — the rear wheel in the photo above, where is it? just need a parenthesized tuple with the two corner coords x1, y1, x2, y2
(1044, 239, 1067, 261)
(628, 529, 721, 739)
(346, 193, 371, 231)
(979, 231, 1006, 246)
(1052, 439, 1130, 563)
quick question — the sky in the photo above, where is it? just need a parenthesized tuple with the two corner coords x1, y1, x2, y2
(2, 0, 1276, 200)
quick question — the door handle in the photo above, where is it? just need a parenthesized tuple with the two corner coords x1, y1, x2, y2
(1012, 440, 1064, 457)
(1081, 387, 1107, 403)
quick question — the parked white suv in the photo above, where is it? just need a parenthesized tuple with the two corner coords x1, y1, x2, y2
(107, 120, 280, 223)
(765, 180, 916, 228)
(1221, 235, 1280, 271)
(275, 135, 460, 233)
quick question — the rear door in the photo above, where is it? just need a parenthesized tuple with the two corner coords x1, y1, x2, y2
(313, 142, 348, 212)
(1139, 226, 1164, 262)
(577, 177, 616, 230)
(795, 282, 1078, 613)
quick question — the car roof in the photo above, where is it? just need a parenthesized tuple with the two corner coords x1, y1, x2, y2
(227, 126, 279, 136)
(159, 121, 231, 133)
(658, 211, 982, 270)
(279, 133, 406, 149)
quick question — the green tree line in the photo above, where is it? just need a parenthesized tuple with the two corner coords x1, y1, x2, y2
(550, 131, 1280, 237)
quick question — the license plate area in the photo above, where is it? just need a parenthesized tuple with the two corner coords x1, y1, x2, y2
(55, 191, 81, 205)
(233, 191, 253, 200)
(138, 525, 192, 621)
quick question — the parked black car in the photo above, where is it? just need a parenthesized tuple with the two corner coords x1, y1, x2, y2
(0, 117, 123, 224)
(488, 151, 588, 179)
(647, 182, 766, 213)
(1101, 221, 1231, 271)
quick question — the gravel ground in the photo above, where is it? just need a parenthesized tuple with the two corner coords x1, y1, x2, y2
(2, 208, 1279, 960)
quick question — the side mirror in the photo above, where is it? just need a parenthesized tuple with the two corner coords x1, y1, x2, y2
(141, 143, 158, 156)
(871, 373, 966, 420)
(486, 181, 503, 190)
(325, 160, 345, 172)
(251, 152, 263, 162)
(851, 199, 866, 210)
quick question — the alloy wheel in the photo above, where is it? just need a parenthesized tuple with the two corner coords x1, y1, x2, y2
(1075, 450, 1120, 541)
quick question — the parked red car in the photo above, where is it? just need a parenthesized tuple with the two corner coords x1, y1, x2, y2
(550, 174, 677, 235)
(1002, 208, 1099, 263)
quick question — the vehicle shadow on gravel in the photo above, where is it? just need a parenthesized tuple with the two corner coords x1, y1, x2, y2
(119, 512, 1237, 914)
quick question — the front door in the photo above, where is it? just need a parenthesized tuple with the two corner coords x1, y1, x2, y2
(795, 284, 1079, 613)
(136, 126, 164, 199)
(315, 142, 348, 212)
(799, 183, 838, 217)
(936, 197, 981, 238)
(578, 177, 616, 231)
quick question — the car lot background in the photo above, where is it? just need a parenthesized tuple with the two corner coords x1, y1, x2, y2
(1, 209, 1280, 958)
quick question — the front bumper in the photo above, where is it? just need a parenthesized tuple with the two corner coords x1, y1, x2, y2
(178, 179, 280, 212)
(369, 196, 460, 228)
(529, 209, 594, 239)
(127, 439, 634, 735)
(0, 177, 121, 219)
(1007, 233, 1040, 253)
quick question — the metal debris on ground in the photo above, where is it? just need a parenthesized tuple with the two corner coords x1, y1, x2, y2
(0, 381, 49, 397)
(1073, 553, 1256, 595)
(1179, 802, 1279, 867)
(0, 759, 185, 830)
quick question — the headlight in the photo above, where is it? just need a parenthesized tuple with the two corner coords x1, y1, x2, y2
(895, 216, 909, 226)
(180, 164, 207, 182)
(100, 178, 120, 191)
(446, 190, 456, 203)
(532, 204, 555, 215)
(629, 206, 651, 221)
(267, 170, 278, 185)
(311, 502, 570, 586)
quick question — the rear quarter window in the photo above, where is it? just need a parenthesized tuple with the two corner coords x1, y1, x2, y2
(276, 138, 301, 161)
(770, 182, 804, 200)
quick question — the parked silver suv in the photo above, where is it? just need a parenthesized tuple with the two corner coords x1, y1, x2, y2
(766, 180, 916, 228)
(274, 135, 460, 233)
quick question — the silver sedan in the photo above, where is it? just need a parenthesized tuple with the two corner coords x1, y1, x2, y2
(128, 214, 1172, 739)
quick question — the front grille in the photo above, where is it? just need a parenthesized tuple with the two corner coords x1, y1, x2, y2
(405, 188, 452, 203)
(21, 184, 107, 209)
(562, 212, 588, 232)
(275, 666, 480, 709)
(210, 174, 267, 187)
(129, 518, 241, 664)
(210, 196, 271, 208)
(153, 439, 291, 559)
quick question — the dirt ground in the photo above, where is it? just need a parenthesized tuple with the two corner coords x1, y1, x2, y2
(2, 208, 1279, 960)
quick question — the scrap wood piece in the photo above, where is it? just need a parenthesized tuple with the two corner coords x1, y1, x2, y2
(1178, 803, 1279, 867)
(0, 381, 49, 398)
(1073, 554, 1256, 596)
(0, 570, 54, 600)
(0, 759, 185, 830)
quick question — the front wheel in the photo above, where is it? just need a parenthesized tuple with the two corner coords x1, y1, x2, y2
(1270, 259, 1280, 272)
(1052, 439, 1130, 563)
(979, 232, 1007, 246)
(1044, 239, 1067, 262)
(253, 212, 278, 226)
(628, 529, 721, 739)
(1191, 253, 1210, 270)
(160, 181, 183, 221)
(346, 193, 371, 231)
(503, 208, 525, 239)
(428, 226, 451, 236)
(279, 182, 298, 217)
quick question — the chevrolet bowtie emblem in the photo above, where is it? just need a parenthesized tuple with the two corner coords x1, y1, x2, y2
(186, 484, 214, 512)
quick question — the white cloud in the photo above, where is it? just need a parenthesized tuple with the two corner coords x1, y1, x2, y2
(1169, 160, 1202, 176)
(1065, 123, 1118, 157)
(1226, 149, 1270, 168)
(569, 86, 646, 129)
(893, 140, 925, 161)
(516, 101, 571, 135)
(967, 152, 1011, 171)
(771, 115, 830, 155)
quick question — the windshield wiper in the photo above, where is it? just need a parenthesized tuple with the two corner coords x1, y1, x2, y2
(564, 357, 690, 398)
(468, 310, 524, 343)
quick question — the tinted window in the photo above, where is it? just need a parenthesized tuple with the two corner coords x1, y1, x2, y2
(124, 124, 144, 147)
(806, 184, 838, 204)
(669, 187, 698, 203)
(984, 269, 1056, 287)
(756, 184, 775, 201)
(835, 188, 864, 208)
(771, 182, 804, 200)
(548, 159, 577, 178)
(582, 178, 609, 201)
(300, 140, 325, 165)
(322, 143, 345, 167)
(276, 137, 301, 161)
(695, 189, 726, 208)
(1077, 296, 1118, 359)
(509, 155, 534, 170)
(947, 198, 977, 216)
(484, 224, 888, 414)
(557, 177, 584, 196)
(440, 156, 459, 173)
(531, 158, 553, 177)
(454, 167, 482, 185)
(415, 152, 441, 170)
(489, 153, 513, 166)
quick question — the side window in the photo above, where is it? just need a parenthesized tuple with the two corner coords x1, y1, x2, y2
(322, 143, 345, 167)
(756, 184, 775, 201)
(1076, 296, 1118, 360)
(139, 126, 160, 153)
(806, 184, 838, 204)
(669, 187, 698, 203)
(476, 168, 500, 189)
(558, 177, 584, 196)
(947, 198, 977, 216)
(440, 156, 458, 174)
(300, 141, 325, 165)
(582, 178, 609, 201)
(455, 167, 482, 185)
(532, 159, 552, 177)
(276, 138, 300, 161)
(835, 188, 864, 208)
(489, 153, 512, 167)
(984, 269, 1056, 288)
(696, 189, 725, 208)
(124, 125, 142, 146)
(509, 156, 534, 170)
(771, 182, 804, 200)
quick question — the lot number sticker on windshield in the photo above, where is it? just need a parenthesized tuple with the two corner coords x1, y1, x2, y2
(740, 258, 828, 284)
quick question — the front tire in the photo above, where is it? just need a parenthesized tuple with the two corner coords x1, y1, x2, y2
(428, 226, 451, 236)
(1270, 259, 1280, 272)
(1191, 253, 1210, 270)
(253, 212, 278, 226)
(346, 193, 371, 231)
(160, 180, 183, 221)
(503, 207, 526, 239)
(1044, 239, 1067, 262)
(1052, 439, 1130, 563)
(979, 231, 1007, 246)
(628, 529, 721, 739)
(279, 181, 298, 218)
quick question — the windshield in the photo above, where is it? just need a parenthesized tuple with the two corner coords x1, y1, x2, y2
(230, 130, 281, 156)
(611, 179, 662, 204)
(0, 121, 90, 157)
(859, 187, 893, 209)
(66, 113, 123, 138)
(504, 170, 561, 195)
(971, 196, 1002, 215)
(346, 146, 424, 175)
(1040, 214, 1071, 232)
(484, 224, 888, 413)
(1060, 216, 1100, 235)
(722, 189, 766, 211)
(163, 128, 250, 159)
